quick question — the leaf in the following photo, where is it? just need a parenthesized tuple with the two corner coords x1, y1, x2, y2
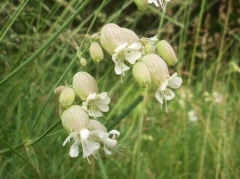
(25, 146, 40, 174)
(21, 120, 40, 174)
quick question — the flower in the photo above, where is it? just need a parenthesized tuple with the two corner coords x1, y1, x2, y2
(61, 105, 100, 162)
(63, 128, 100, 162)
(188, 110, 198, 122)
(112, 42, 142, 78)
(82, 92, 110, 118)
(148, 0, 170, 12)
(91, 129, 121, 155)
(155, 72, 182, 112)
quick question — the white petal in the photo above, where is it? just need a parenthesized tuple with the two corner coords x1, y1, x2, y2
(108, 130, 120, 137)
(81, 102, 88, 111)
(155, 89, 163, 104)
(105, 138, 117, 147)
(87, 93, 97, 101)
(82, 140, 100, 158)
(114, 63, 130, 75)
(99, 92, 107, 99)
(148, 0, 159, 6)
(69, 142, 80, 157)
(104, 145, 112, 155)
(168, 73, 182, 89)
(63, 132, 75, 146)
(125, 51, 141, 64)
(112, 53, 118, 61)
(114, 42, 128, 52)
(89, 109, 103, 117)
(96, 103, 109, 112)
(127, 43, 141, 50)
(160, 80, 169, 91)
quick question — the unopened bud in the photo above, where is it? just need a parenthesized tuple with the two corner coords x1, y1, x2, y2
(121, 28, 139, 44)
(132, 62, 151, 88)
(100, 23, 126, 54)
(72, 72, 98, 100)
(134, 0, 148, 11)
(80, 58, 87, 67)
(90, 33, 100, 42)
(54, 86, 65, 94)
(142, 54, 169, 85)
(59, 87, 75, 108)
(144, 43, 155, 54)
(61, 105, 89, 133)
(156, 40, 178, 66)
(89, 42, 104, 62)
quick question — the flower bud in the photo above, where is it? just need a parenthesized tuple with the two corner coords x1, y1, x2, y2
(54, 85, 65, 94)
(134, 0, 148, 11)
(89, 42, 104, 62)
(156, 40, 178, 66)
(80, 58, 87, 67)
(90, 33, 100, 42)
(59, 87, 75, 108)
(121, 28, 139, 44)
(132, 62, 151, 88)
(144, 43, 155, 54)
(100, 23, 127, 54)
(142, 54, 169, 85)
(73, 72, 98, 100)
(61, 105, 89, 133)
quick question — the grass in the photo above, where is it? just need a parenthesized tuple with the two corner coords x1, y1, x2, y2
(0, 0, 239, 178)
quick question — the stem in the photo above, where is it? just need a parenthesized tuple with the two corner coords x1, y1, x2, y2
(188, 0, 206, 85)
(0, 0, 29, 42)
(107, 95, 143, 131)
(0, 0, 90, 86)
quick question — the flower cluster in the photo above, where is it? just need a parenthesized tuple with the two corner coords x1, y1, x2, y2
(55, 72, 120, 163)
(88, 23, 182, 111)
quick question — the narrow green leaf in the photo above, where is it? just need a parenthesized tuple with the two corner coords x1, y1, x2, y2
(25, 146, 40, 173)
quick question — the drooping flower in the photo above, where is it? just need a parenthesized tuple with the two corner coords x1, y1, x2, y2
(112, 42, 142, 78)
(63, 128, 100, 161)
(155, 72, 182, 112)
(148, 0, 170, 12)
(91, 129, 121, 155)
(88, 120, 121, 155)
(82, 92, 110, 118)
(61, 105, 100, 161)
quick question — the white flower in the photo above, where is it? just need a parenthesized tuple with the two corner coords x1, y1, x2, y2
(155, 72, 182, 112)
(213, 92, 223, 104)
(112, 42, 142, 77)
(148, 0, 170, 12)
(91, 129, 121, 155)
(188, 110, 198, 122)
(63, 129, 100, 162)
(82, 92, 110, 118)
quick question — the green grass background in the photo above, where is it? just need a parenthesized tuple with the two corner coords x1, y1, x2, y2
(0, 0, 239, 178)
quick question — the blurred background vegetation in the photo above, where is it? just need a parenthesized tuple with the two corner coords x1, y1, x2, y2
(0, 0, 239, 178)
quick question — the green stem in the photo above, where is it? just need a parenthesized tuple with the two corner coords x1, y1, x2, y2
(0, 0, 90, 87)
(97, 64, 114, 85)
(0, 0, 29, 42)
(107, 95, 143, 131)
(188, 0, 206, 85)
